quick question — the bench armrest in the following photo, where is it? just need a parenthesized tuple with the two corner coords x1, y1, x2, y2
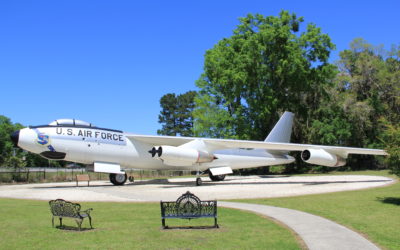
(81, 208, 93, 215)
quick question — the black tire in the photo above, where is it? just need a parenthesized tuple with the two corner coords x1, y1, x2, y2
(208, 172, 226, 181)
(109, 173, 116, 183)
(109, 173, 127, 185)
(196, 177, 202, 186)
(128, 176, 134, 182)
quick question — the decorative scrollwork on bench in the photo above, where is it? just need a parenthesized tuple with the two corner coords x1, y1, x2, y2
(49, 199, 93, 230)
(160, 191, 218, 228)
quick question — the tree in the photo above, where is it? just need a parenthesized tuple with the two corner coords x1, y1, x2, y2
(4, 155, 26, 169)
(0, 115, 51, 168)
(157, 91, 196, 136)
(331, 39, 400, 169)
(0, 116, 13, 166)
(380, 121, 400, 176)
(0, 115, 24, 167)
(194, 11, 336, 142)
(157, 93, 178, 136)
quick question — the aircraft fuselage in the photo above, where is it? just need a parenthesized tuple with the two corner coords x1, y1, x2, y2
(16, 125, 294, 172)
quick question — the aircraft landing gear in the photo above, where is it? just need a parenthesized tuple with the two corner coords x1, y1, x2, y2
(195, 164, 203, 186)
(109, 173, 127, 185)
(209, 172, 226, 181)
(196, 177, 202, 186)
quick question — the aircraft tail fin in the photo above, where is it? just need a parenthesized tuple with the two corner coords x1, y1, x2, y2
(264, 111, 294, 143)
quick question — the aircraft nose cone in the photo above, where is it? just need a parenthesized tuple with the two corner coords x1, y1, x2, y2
(10, 130, 20, 147)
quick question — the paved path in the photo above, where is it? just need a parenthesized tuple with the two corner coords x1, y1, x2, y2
(220, 201, 380, 250)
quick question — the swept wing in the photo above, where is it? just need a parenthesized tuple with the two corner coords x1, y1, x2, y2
(126, 134, 387, 158)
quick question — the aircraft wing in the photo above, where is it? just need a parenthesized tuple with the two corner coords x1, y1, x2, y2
(125, 134, 387, 158)
(126, 134, 194, 146)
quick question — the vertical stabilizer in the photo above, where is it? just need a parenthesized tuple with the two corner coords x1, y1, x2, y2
(265, 112, 294, 143)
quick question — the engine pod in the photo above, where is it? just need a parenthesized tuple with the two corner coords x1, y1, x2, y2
(155, 145, 215, 166)
(301, 149, 346, 167)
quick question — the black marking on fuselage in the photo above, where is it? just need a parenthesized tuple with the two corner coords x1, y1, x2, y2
(40, 151, 66, 160)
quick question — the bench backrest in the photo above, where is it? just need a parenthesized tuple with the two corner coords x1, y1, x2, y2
(76, 174, 90, 181)
(161, 191, 217, 218)
(49, 199, 81, 218)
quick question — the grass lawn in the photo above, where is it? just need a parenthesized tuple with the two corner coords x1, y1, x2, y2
(0, 199, 302, 249)
(235, 170, 400, 250)
(1, 170, 397, 249)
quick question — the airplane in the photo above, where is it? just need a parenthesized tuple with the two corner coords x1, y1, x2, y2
(10, 112, 387, 186)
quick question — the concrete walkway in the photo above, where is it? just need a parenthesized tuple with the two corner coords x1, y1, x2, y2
(0, 175, 393, 201)
(220, 201, 380, 250)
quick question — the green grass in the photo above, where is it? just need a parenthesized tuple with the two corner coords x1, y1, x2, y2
(0, 199, 301, 250)
(234, 170, 400, 250)
(2, 170, 398, 249)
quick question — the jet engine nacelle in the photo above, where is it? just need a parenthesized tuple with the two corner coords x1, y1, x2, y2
(301, 149, 346, 167)
(149, 145, 216, 166)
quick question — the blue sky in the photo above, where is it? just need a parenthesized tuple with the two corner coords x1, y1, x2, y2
(1, 0, 399, 135)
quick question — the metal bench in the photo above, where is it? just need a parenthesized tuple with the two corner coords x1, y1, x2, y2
(49, 199, 93, 230)
(160, 191, 218, 228)
(76, 174, 90, 186)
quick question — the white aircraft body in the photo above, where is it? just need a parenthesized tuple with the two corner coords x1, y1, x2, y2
(10, 112, 387, 185)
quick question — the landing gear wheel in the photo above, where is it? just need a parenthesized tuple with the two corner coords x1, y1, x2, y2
(109, 173, 127, 185)
(196, 177, 202, 186)
(208, 172, 226, 181)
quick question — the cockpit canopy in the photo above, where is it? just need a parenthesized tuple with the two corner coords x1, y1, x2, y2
(49, 119, 94, 127)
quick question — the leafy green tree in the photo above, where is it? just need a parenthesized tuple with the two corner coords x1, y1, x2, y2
(0, 115, 51, 168)
(0, 115, 24, 167)
(24, 150, 49, 168)
(4, 155, 26, 169)
(0, 115, 13, 166)
(194, 11, 336, 142)
(382, 123, 400, 176)
(331, 39, 400, 169)
(157, 91, 196, 136)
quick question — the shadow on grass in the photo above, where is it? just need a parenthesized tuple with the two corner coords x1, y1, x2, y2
(162, 225, 220, 230)
(54, 225, 94, 231)
(376, 197, 400, 206)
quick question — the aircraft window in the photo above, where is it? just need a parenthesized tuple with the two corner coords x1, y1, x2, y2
(49, 119, 93, 127)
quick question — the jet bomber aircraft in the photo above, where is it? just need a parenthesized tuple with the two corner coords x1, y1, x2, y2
(10, 112, 387, 186)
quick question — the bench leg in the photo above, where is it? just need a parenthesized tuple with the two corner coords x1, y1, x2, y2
(76, 219, 83, 231)
(162, 219, 166, 229)
(88, 215, 93, 229)
(59, 217, 63, 227)
(52, 216, 54, 227)
(214, 218, 219, 228)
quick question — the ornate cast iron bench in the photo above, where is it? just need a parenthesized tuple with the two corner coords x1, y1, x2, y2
(49, 199, 93, 230)
(160, 191, 218, 229)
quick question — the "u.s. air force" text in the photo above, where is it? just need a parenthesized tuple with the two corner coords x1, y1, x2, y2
(55, 128, 124, 142)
